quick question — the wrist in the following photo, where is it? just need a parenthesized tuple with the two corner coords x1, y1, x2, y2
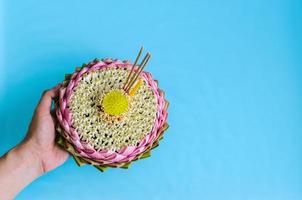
(0, 142, 43, 199)
(11, 141, 44, 177)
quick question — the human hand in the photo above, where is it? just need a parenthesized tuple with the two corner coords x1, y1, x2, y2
(23, 84, 69, 173)
(0, 85, 69, 199)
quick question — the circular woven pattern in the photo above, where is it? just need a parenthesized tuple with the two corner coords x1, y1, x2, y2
(55, 58, 169, 170)
(69, 67, 157, 152)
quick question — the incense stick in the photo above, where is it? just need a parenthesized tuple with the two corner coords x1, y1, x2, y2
(123, 47, 143, 90)
(124, 53, 149, 92)
(125, 53, 151, 93)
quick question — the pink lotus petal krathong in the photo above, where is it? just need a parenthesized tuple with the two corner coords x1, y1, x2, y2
(55, 59, 168, 167)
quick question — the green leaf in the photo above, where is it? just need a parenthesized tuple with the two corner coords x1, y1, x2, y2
(158, 135, 164, 141)
(151, 142, 159, 150)
(140, 151, 151, 159)
(64, 74, 72, 80)
(73, 155, 87, 167)
(120, 162, 131, 169)
(55, 134, 65, 147)
(94, 165, 108, 172)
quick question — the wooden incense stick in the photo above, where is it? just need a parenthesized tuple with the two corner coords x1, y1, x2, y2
(125, 53, 151, 93)
(124, 53, 150, 92)
(123, 47, 143, 90)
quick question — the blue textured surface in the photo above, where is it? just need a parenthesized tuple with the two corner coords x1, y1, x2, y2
(1, 0, 302, 199)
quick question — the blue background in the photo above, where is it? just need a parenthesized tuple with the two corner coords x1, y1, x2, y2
(0, 0, 302, 199)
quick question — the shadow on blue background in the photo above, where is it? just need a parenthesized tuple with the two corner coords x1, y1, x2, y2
(0, 0, 302, 199)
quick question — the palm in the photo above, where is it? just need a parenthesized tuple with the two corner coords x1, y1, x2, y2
(26, 87, 69, 173)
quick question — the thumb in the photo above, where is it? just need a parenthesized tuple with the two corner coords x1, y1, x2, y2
(35, 85, 61, 117)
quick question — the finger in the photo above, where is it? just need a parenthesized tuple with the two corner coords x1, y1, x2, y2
(35, 85, 61, 116)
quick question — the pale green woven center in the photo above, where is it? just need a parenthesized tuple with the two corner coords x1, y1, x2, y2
(69, 68, 157, 152)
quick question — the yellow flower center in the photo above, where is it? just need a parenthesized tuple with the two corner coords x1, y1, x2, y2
(101, 90, 129, 116)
